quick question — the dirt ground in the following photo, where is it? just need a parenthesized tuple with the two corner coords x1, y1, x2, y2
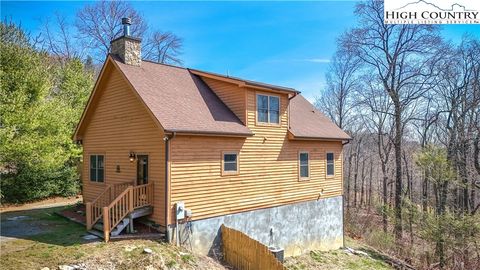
(0, 200, 227, 270)
(0, 195, 82, 213)
(0, 198, 394, 270)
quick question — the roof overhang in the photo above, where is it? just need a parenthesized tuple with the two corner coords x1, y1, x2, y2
(287, 130, 352, 142)
(165, 129, 254, 138)
(73, 55, 167, 141)
(189, 69, 300, 95)
(73, 56, 113, 141)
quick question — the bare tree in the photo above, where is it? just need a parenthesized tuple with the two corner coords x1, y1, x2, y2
(143, 31, 183, 65)
(75, 0, 148, 61)
(340, 0, 441, 240)
(316, 49, 360, 129)
(359, 77, 394, 233)
(40, 13, 83, 60)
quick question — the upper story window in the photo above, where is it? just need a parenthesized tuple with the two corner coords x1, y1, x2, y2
(222, 152, 239, 175)
(299, 151, 310, 180)
(257, 94, 280, 124)
(90, 155, 104, 182)
(326, 152, 335, 176)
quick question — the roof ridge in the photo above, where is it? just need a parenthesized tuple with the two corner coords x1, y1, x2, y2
(140, 58, 188, 70)
(136, 56, 299, 93)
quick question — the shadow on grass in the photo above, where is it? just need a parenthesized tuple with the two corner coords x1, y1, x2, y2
(1, 205, 90, 246)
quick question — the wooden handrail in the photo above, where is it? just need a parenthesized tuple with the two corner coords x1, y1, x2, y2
(86, 182, 133, 230)
(103, 186, 132, 241)
(133, 182, 154, 209)
(86, 185, 112, 230)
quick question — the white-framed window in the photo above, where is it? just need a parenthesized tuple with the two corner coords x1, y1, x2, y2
(326, 152, 335, 176)
(257, 94, 280, 124)
(90, 155, 105, 182)
(299, 151, 310, 180)
(222, 152, 239, 175)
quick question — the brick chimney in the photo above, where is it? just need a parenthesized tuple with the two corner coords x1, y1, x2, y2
(110, 18, 141, 66)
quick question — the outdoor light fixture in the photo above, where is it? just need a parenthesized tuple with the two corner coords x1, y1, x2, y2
(129, 152, 136, 162)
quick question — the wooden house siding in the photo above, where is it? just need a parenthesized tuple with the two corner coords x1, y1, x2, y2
(169, 87, 343, 223)
(81, 65, 166, 225)
(201, 77, 247, 124)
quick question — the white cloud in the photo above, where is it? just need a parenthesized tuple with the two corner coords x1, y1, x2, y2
(301, 58, 331, 63)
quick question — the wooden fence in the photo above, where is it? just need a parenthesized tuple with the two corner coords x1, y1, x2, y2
(221, 225, 285, 270)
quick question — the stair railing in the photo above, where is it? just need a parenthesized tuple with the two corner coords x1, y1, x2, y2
(103, 186, 133, 241)
(85, 182, 133, 230)
(133, 182, 154, 209)
(102, 182, 154, 241)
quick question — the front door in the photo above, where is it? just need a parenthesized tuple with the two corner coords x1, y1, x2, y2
(136, 155, 148, 185)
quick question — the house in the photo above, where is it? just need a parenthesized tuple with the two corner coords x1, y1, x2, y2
(74, 19, 351, 257)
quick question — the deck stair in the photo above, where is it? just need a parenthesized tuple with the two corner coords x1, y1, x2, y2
(85, 182, 154, 241)
(92, 206, 153, 236)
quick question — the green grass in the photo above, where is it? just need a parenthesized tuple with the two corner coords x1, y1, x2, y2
(2, 205, 394, 270)
(0, 206, 223, 270)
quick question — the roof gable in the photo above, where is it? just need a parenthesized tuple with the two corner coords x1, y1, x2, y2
(74, 57, 165, 140)
(76, 56, 253, 139)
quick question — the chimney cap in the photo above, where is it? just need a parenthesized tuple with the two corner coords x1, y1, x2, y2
(122, 17, 131, 25)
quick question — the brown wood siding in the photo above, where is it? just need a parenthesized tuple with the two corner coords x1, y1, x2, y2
(202, 77, 246, 124)
(81, 66, 166, 225)
(169, 88, 343, 222)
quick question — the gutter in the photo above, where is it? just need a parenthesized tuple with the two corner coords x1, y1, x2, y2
(164, 131, 176, 243)
(289, 134, 353, 141)
(164, 129, 254, 138)
(342, 139, 352, 146)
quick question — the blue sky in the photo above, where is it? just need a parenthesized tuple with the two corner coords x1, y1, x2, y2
(2, 1, 479, 101)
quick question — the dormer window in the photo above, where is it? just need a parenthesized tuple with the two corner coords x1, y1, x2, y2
(257, 94, 280, 124)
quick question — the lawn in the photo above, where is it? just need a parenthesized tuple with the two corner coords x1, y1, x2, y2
(284, 238, 395, 270)
(1, 203, 395, 270)
(0, 205, 225, 270)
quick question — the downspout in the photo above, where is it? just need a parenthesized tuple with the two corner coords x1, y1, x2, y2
(287, 92, 298, 130)
(341, 138, 351, 248)
(164, 132, 176, 243)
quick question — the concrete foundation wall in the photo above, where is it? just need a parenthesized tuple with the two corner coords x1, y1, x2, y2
(172, 196, 343, 257)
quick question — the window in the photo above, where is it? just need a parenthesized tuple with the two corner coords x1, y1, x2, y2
(299, 152, 309, 180)
(90, 155, 104, 182)
(326, 152, 335, 176)
(222, 152, 238, 175)
(257, 94, 280, 124)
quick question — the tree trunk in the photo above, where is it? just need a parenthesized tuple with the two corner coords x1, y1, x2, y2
(422, 171, 429, 213)
(368, 159, 373, 212)
(383, 175, 388, 233)
(360, 158, 366, 207)
(393, 103, 403, 240)
(403, 151, 414, 246)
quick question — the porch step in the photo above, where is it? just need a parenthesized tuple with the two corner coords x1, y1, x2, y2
(93, 217, 130, 236)
(88, 229, 105, 239)
(91, 206, 154, 236)
(130, 206, 153, 219)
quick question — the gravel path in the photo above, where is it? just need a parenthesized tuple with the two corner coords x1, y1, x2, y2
(0, 196, 82, 243)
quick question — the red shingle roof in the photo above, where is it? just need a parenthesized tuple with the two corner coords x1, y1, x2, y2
(113, 57, 253, 136)
(289, 95, 351, 140)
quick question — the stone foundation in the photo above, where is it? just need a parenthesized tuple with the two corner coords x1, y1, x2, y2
(170, 196, 344, 257)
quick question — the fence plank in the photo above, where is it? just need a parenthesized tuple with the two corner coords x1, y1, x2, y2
(221, 224, 285, 270)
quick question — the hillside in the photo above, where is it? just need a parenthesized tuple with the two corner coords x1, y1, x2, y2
(1, 201, 396, 270)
